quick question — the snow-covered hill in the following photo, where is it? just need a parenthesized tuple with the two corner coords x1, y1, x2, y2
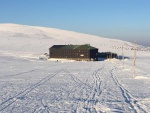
(0, 23, 135, 56)
(0, 23, 150, 113)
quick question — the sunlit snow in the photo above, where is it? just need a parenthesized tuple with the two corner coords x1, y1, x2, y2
(0, 24, 150, 113)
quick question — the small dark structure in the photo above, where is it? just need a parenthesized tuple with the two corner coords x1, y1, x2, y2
(49, 44, 98, 61)
(98, 52, 117, 60)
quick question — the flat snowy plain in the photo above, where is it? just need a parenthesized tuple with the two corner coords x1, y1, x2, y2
(0, 24, 150, 113)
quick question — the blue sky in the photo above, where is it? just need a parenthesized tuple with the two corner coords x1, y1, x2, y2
(0, 0, 150, 46)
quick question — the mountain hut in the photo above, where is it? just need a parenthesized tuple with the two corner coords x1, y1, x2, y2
(49, 44, 98, 61)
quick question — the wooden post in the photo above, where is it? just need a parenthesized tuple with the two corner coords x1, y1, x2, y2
(133, 41, 137, 78)
(122, 45, 124, 68)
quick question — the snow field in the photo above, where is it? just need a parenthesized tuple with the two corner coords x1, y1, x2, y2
(0, 56, 149, 112)
(0, 23, 150, 112)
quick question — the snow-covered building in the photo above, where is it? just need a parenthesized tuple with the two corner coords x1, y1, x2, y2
(49, 44, 98, 61)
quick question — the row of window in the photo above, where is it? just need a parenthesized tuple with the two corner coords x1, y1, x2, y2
(51, 53, 89, 55)
(51, 56, 89, 58)
(51, 50, 89, 53)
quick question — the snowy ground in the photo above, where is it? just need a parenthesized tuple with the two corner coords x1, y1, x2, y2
(0, 24, 150, 113)
(0, 55, 150, 113)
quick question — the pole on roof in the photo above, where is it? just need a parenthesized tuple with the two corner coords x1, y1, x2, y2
(122, 45, 124, 68)
(133, 41, 137, 78)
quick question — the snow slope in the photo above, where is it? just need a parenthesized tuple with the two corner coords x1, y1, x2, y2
(0, 23, 135, 56)
(0, 23, 150, 113)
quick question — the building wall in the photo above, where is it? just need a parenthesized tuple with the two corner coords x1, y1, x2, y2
(90, 49, 98, 60)
(97, 52, 117, 59)
(49, 48, 98, 61)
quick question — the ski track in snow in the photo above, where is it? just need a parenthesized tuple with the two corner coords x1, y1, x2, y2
(0, 62, 70, 112)
(0, 63, 60, 79)
(110, 66, 147, 113)
(0, 61, 149, 113)
(0, 69, 63, 112)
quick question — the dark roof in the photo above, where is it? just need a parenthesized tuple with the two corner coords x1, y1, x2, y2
(50, 44, 98, 50)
